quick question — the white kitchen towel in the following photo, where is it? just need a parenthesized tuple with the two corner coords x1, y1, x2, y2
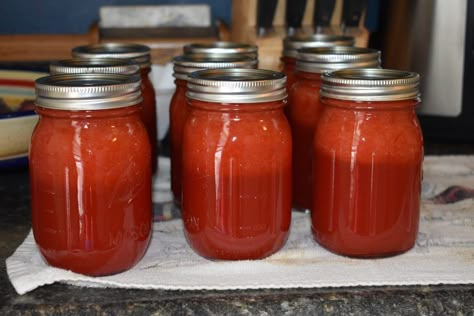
(6, 156, 474, 295)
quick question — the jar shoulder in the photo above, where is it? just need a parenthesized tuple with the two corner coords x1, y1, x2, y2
(314, 107, 423, 159)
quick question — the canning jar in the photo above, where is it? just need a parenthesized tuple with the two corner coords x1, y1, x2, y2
(30, 73, 152, 276)
(281, 34, 354, 91)
(312, 68, 423, 258)
(183, 41, 258, 59)
(289, 46, 380, 210)
(170, 55, 258, 205)
(182, 68, 291, 260)
(72, 43, 158, 175)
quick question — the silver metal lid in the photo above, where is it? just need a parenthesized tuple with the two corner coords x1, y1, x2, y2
(321, 68, 420, 101)
(183, 42, 258, 59)
(49, 58, 140, 75)
(35, 73, 143, 110)
(173, 54, 258, 80)
(296, 47, 381, 73)
(186, 68, 287, 103)
(72, 43, 151, 68)
(283, 34, 355, 58)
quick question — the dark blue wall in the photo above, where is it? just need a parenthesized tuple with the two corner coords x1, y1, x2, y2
(0, 0, 231, 34)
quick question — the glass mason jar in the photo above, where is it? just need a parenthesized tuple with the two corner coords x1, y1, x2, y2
(72, 43, 158, 175)
(182, 68, 291, 260)
(183, 41, 258, 59)
(281, 34, 354, 91)
(312, 68, 423, 258)
(31, 73, 152, 276)
(170, 55, 258, 205)
(289, 46, 381, 211)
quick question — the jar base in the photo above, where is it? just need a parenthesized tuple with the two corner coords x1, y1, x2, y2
(184, 230, 290, 261)
(40, 253, 143, 277)
(36, 236, 151, 277)
(312, 228, 416, 259)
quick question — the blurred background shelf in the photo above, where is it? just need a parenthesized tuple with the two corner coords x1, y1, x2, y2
(0, 24, 218, 65)
(0, 0, 370, 69)
(231, 0, 370, 70)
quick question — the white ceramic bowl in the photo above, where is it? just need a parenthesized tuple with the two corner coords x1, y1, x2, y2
(0, 70, 47, 167)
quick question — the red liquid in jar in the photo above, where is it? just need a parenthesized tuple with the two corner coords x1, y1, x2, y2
(169, 79, 187, 204)
(182, 100, 292, 260)
(287, 71, 322, 210)
(30, 105, 152, 276)
(140, 67, 158, 175)
(281, 56, 297, 91)
(312, 98, 423, 257)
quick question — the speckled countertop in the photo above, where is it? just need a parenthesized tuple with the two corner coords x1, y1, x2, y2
(1, 144, 474, 315)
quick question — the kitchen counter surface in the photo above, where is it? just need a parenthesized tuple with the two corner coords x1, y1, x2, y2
(1, 144, 474, 315)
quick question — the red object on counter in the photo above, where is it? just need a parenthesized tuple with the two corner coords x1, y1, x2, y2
(169, 55, 257, 204)
(72, 43, 158, 175)
(181, 69, 292, 260)
(312, 69, 423, 258)
(30, 74, 152, 276)
(288, 47, 380, 210)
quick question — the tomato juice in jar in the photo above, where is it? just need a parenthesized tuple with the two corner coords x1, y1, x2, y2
(30, 73, 152, 276)
(289, 46, 380, 211)
(72, 43, 159, 175)
(170, 55, 258, 205)
(281, 34, 354, 91)
(312, 68, 423, 258)
(182, 68, 291, 260)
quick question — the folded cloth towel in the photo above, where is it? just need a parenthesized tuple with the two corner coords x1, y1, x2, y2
(6, 156, 474, 295)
